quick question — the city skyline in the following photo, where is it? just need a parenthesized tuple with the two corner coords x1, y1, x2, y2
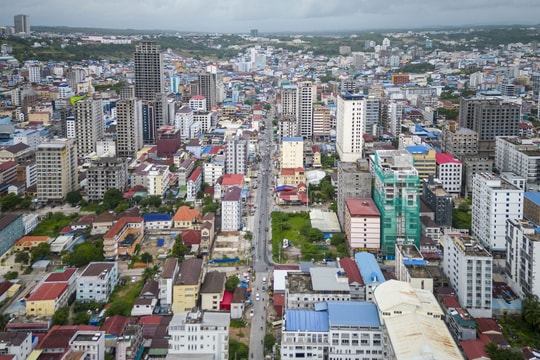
(1, 0, 540, 34)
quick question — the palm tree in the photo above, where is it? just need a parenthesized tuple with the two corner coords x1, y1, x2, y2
(142, 264, 160, 282)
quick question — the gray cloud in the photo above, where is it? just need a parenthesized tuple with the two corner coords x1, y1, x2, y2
(1, 0, 539, 33)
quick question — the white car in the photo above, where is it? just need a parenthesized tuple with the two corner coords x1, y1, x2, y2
(255, 293, 260, 301)
(250, 309, 254, 317)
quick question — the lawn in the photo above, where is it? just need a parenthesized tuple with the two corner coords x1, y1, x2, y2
(271, 211, 346, 262)
(105, 277, 144, 317)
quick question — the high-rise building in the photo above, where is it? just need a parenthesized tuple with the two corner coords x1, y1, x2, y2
(506, 218, 540, 299)
(459, 96, 521, 157)
(471, 172, 523, 251)
(73, 97, 104, 158)
(198, 73, 217, 111)
(336, 92, 370, 162)
(495, 137, 540, 190)
(36, 138, 78, 202)
(280, 84, 298, 118)
(86, 157, 128, 201)
(65, 67, 86, 92)
(225, 135, 248, 175)
(296, 81, 316, 138)
(442, 233, 492, 318)
(372, 150, 420, 256)
(280, 137, 304, 169)
(116, 98, 143, 158)
(134, 41, 164, 101)
(312, 106, 331, 142)
(28, 64, 41, 83)
(14, 14, 30, 34)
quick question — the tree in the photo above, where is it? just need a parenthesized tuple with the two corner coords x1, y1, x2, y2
(105, 299, 131, 317)
(264, 334, 276, 353)
(15, 252, 30, 265)
(114, 201, 130, 214)
(330, 233, 345, 246)
(103, 188, 124, 210)
(170, 234, 188, 258)
(30, 243, 51, 264)
(63, 242, 104, 267)
(4, 271, 18, 280)
(52, 306, 69, 325)
(140, 195, 162, 208)
(0, 193, 22, 211)
(66, 190, 83, 206)
(140, 252, 153, 264)
(225, 275, 240, 292)
(522, 293, 540, 331)
(484, 343, 523, 360)
(142, 264, 160, 282)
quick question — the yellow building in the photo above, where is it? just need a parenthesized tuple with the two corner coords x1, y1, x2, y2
(407, 147, 436, 194)
(171, 258, 203, 313)
(26, 283, 70, 316)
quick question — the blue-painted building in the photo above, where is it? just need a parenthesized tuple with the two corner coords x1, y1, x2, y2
(355, 252, 386, 301)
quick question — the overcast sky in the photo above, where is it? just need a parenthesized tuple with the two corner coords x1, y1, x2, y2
(2, 0, 540, 33)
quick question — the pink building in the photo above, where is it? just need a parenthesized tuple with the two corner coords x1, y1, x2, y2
(344, 198, 381, 252)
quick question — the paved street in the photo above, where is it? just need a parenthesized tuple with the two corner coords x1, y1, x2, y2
(248, 107, 276, 359)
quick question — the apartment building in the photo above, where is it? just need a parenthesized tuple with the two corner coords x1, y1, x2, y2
(336, 160, 372, 228)
(77, 262, 119, 303)
(221, 186, 243, 232)
(344, 198, 381, 252)
(86, 157, 128, 201)
(281, 137, 304, 169)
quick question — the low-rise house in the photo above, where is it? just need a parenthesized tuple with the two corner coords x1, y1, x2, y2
(159, 258, 178, 313)
(200, 271, 225, 312)
(185, 166, 202, 202)
(69, 330, 106, 360)
(200, 212, 215, 254)
(26, 282, 70, 316)
(91, 212, 116, 235)
(0, 331, 33, 360)
(77, 262, 119, 303)
(131, 280, 159, 317)
(115, 323, 144, 360)
(142, 214, 172, 230)
(13, 235, 49, 252)
(230, 287, 247, 319)
(172, 258, 204, 313)
(173, 206, 202, 229)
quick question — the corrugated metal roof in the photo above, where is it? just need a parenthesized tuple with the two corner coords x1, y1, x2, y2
(355, 252, 385, 285)
(285, 310, 329, 332)
(326, 302, 381, 328)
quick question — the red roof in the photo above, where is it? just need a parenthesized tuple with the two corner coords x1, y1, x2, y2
(220, 290, 233, 310)
(208, 146, 225, 155)
(441, 295, 461, 309)
(28, 283, 68, 301)
(182, 230, 201, 246)
(460, 339, 489, 360)
(339, 258, 364, 286)
(274, 293, 285, 306)
(436, 152, 462, 165)
(274, 265, 300, 271)
(188, 167, 202, 182)
(38, 325, 98, 350)
(44, 268, 77, 283)
(138, 315, 162, 325)
(101, 315, 130, 336)
(476, 318, 501, 334)
(191, 95, 206, 100)
(104, 216, 143, 239)
(345, 198, 380, 217)
(222, 174, 244, 186)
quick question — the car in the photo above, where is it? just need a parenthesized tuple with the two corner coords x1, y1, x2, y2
(255, 293, 260, 301)
(249, 309, 254, 317)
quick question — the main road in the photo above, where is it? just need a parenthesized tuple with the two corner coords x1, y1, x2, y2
(248, 104, 276, 359)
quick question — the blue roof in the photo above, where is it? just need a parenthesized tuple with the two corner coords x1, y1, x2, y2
(326, 302, 381, 327)
(201, 146, 212, 156)
(282, 137, 303, 142)
(525, 192, 540, 206)
(355, 252, 385, 285)
(406, 145, 430, 154)
(142, 214, 172, 222)
(285, 310, 329, 332)
(403, 259, 426, 266)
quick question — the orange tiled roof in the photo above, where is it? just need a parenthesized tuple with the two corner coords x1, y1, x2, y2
(173, 206, 202, 222)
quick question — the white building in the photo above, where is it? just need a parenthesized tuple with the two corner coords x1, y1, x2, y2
(203, 156, 225, 186)
(336, 92, 378, 162)
(506, 219, 540, 298)
(442, 233, 493, 318)
(221, 186, 243, 232)
(193, 110, 213, 133)
(174, 106, 194, 140)
(281, 302, 384, 360)
(225, 134, 248, 176)
(373, 280, 462, 360)
(281, 137, 304, 169)
(495, 137, 540, 190)
(159, 258, 179, 312)
(296, 81, 316, 138)
(168, 309, 229, 360)
(76, 262, 119, 303)
(73, 97, 104, 159)
(471, 172, 523, 251)
(69, 331, 105, 360)
(0, 331, 33, 360)
(13, 129, 40, 151)
(189, 95, 207, 111)
(435, 152, 463, 195)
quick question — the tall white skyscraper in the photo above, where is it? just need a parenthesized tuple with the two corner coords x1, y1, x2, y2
(225, 134, 248, 175)
(336, 92, 369, 162)
(297, 81, 316, 138)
